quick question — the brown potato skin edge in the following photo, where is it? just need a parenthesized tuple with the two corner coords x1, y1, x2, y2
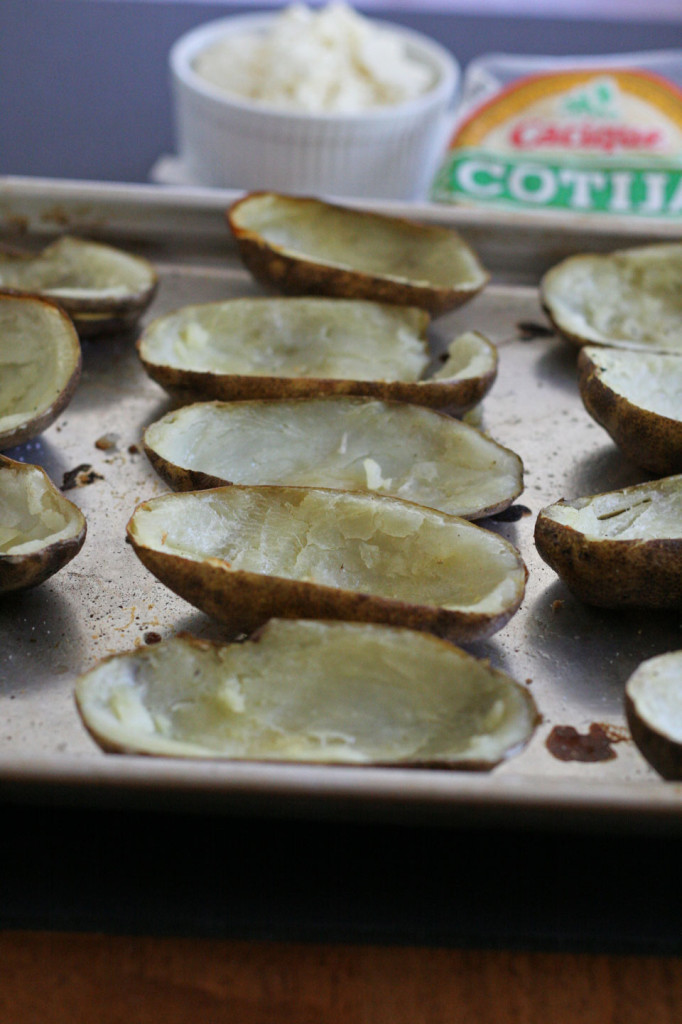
(143, 444, 230, 493)
(625, 692, 682, 781)
(128, 537, 526, 646)
(230, 234, 486, 317)
(0, 360, 81, 449)
(68, 285, 158, 338)
(0, 531, 86, 592)
(137, 358, 496, 415)
(534, 512, 682, 608)
(577, 348, 682, 476)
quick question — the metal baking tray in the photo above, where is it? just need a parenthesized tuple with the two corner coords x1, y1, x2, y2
(1, 175, 681, 830)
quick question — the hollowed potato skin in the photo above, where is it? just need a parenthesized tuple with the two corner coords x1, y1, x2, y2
(0, 294, 82, 449)
(0, 537, 85, 593)
(129, 527, 526, 646)
(0, 237, 158, 338)
(625, 692, 682, 780)
(138, 362, 495, 414)
(534, 512, 682, 609)
(0, 457, 87, 593)
(578, 349, 682, 476)
(227, 194, 489, 317)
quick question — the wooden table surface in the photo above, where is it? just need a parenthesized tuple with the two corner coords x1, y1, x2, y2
(2, 803, 682, 1020)
(3, 932, 682, 1023)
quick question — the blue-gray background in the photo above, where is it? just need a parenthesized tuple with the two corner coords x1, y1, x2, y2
(3, 0, 682, 182)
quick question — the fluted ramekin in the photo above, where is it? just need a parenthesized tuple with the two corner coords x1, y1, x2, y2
(169, 13, 459, 200)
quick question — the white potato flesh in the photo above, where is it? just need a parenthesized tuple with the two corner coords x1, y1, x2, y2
(231, 193, 486, 289)
(627, 651, 682, 744)
(542, 245, 682, 352)
(75, 620, 538, 765)
(582, 346, 682, 419)
(144, 397, 522, 519)
(130, 487, 524, 613)
(139, 297, 429, 380)
(0, 236, 155, 302)
(432, 332, 496, 381)
(0, 460, 84, 554)
(0, 296, 79, 441)
(542, 475, 682, 540)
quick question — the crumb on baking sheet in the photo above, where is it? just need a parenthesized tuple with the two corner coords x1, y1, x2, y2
(95, 433, 119, 451)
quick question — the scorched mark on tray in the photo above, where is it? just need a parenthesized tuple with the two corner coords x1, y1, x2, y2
(61, 464, 104, 491)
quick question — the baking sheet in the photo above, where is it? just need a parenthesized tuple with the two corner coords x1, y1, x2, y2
(1, 175, 681, 829)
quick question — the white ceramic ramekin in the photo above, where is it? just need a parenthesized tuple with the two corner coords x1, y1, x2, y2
(169, 13, 459, 200)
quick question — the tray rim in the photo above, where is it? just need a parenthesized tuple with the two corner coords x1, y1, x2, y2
(2, 750, 682, 830)
(3, 173, 682, 249)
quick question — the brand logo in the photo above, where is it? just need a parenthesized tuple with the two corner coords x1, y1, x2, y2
(509, 121, 666, 154)
(432, 149, 682, 216)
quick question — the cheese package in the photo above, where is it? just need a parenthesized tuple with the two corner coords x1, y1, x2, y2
(431, 50, 682, 218)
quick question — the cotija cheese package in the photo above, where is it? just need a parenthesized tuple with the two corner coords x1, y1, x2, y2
(432, 50, 682, 218)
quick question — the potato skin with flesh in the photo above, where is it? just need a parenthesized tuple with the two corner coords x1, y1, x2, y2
(142, 396, 523, 520)
(534, 508, 682, 609)
(578, 348, 682, 476)
(0, 457, 87, 593)
(127, 485, 527, 645)
(75, 623, 540, 769)
(625, 692, 682, 781)
(232, 236, 479, 318)
(142, 445, 227, 493)
(227, 193, 488, 317)
(0, 362, 81, 450)
(0, 534, 84, 593)
(138, 361, 494, 414)
(0, 294, 82, 449)
(0, 237, 158, 338)
(129, 542, 524, 646)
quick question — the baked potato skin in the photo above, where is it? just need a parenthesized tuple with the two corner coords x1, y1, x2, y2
(0, 535, 85, 593)
(227, 194, 489, 317)
(129, 539, 526, 646)
(0, 238, 158, 338)
(0, 364, 81, 450)
(136, 361, 495, 414)
(578, 348, 682, 476)
(231, 234, 481, 318)
(142, 444, 228, 492)
(534, 511, 682, 608)
(625, 691, 682, 781)
(0, 456, 87, 592)
(0, 294, 82, 450)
